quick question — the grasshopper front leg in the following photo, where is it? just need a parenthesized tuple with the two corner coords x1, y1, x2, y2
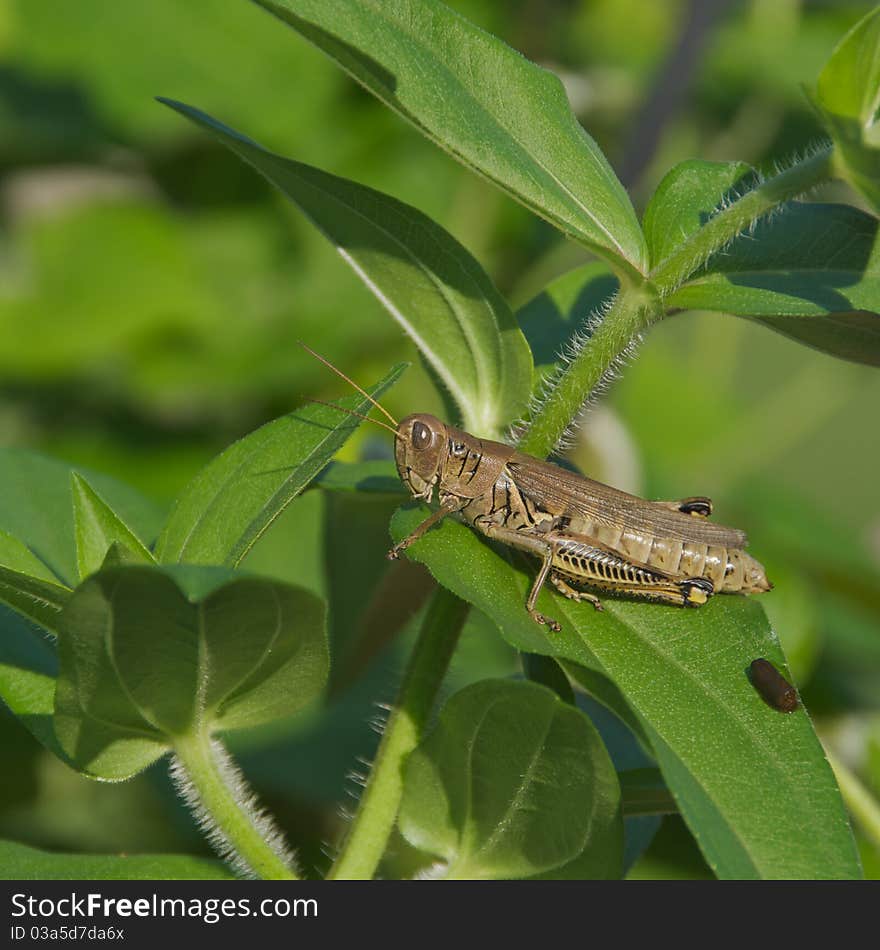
(387, 497, 461, 560)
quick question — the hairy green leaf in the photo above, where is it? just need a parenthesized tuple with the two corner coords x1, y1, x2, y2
(54, 565, 328, 779)
(390, 506, 862, 879)
(643, 159, 755, 267)
(399, 679, 622, 879)
(668, 203, 880, 366)
(0, 566, 70, 634)
(250, 0, 647, 276)
(0, 529, 71, 632)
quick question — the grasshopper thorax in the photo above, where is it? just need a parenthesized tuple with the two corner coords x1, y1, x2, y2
(395, 413, 449, 501)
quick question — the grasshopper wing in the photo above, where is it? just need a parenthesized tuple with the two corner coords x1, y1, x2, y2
(508, 455, 749, 548)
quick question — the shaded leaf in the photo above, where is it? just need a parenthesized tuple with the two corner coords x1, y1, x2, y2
(315, 460, 404, 495)
(160, 99, 532, 436)
(155, 364, 405, 565)
(0, 529, 71, 632)
(516, 262, 618, 375)
(390, 506, 862, 879)
(0, 448, 163, 587)
(250, 0, 647, 276)
(668, 203, 880, 366)
(399, 678, 622, 879)
(0, 529, 58, 582)
(0, 606, 63, 757)
(521, 653, 575, 705)
(0, 565, 70, 634)
(54, 565, 328, 780)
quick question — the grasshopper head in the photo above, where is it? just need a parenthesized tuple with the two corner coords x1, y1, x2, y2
(395, 413, 448, 501)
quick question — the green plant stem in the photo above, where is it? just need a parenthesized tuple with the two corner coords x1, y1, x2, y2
(328, 587, 469, 880)
(517, 288, 659, 458)
(518, 147, 835, 460)
(173, 731, 298, 880)
(651, 146, 834, 295)
(825, 748, 880, 853)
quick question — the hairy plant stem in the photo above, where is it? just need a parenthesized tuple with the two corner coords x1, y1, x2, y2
(651, 145, 835, 295)
(328, 587, 469, 880)
(173, 731, 298, 880)
(517, 288, 660, 458)
(518, 145, 835, 459)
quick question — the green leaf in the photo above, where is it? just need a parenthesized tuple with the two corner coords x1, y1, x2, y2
(516, 262, 618, 375)
(0, 447, 164, 587)
(390, 506, 862, 879)
(155, 363, 405, 566)
(160, 99, 532, 437)
(99, 541, 150, 570)
(521, 653, 575, 705)
(812, 7, 880, 211)
(0, 606, 63, 758)
(643, 159, 755, 267)
(0, 839, 235, 880)
(250, 0, 647, 277)
(315, 460, 404, 495)
(0, 565, 70, 634)
(0, 529, 57, 582)
(54, 564, 328, 780)
(0, 529, 71, 632)
(667, 203, 880, 366)
(398, 679, 623, 879)
(72, 472, 155, 580)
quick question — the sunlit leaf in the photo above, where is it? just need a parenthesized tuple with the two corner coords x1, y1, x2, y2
(250, 0, 647, 276)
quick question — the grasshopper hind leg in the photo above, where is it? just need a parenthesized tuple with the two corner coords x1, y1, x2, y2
(525, 549, 562, 632)
(550, 573, 604, 611)
(657, 497, 713, 517)
(679, 576, 714, 606)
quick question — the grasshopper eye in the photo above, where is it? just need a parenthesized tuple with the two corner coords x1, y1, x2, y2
(412, 421, 431, 450)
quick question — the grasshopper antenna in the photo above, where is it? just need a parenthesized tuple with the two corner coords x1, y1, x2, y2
(308, 398, 398, 436)
(299, 342, 399, 427)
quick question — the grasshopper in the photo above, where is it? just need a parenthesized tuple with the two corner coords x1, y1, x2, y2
(306, 346, 771, 632)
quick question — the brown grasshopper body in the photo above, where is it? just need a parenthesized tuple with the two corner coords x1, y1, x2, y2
(302, 345, 771, 632)
(389, 413, 771, 631)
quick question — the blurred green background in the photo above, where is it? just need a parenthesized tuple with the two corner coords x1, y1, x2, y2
(1, 0, 879, 879)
